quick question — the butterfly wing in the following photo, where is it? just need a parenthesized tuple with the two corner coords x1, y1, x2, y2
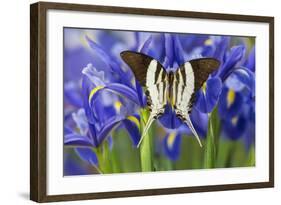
(121, 51, 168, 146)
(172, 58, 220, 146)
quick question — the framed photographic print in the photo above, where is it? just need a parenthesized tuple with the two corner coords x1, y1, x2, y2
(30, 1, 274, 202)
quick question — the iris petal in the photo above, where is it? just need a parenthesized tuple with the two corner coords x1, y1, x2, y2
(96, 30, 124, 54)
(158, 105, 182, 129)
(75, 148, 98, 165)
(64, 82, 83, 107)
(86, 36, 120, 72)
(123, 114, 141, 146)
(190, 108, 208, 138)
(179, 34, 209, 54)
(82, 63, 106, 86)
(222, 115, 247, 140)
(177, 109, 208, 138)
(89, 83, 141, 107)
(244, 46, 255, 72)
(135, 81, 146, 107)
(143, 34, 165, 63)
(213, 36, 230, 63)
(64, 152, 89, 176)
(86, 36, 132, 87)
(105, 83, 140, 105)
(218, 45, 246, 81)
(64, 126, 72, 135)
(82, 76, 96, 124)
(195, 77, 222, 113)
(72, 109, 89, 136)
(218, 86, 244, 119)
(173, 35, 185, 65)
(231, 67, 255, 94)
(164, 34, 175, 68)
(163, 132, 181, 161)
(96, 116, 124, 145)
(64, 133, 93, 146)
(140, 35, 153, 53)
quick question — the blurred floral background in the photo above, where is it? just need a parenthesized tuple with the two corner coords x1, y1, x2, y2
(63, 28, 255, 176)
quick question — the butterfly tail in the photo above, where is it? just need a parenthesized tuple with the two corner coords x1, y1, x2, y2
(184, 115, 203, 147)
(137, 113, 156, 148)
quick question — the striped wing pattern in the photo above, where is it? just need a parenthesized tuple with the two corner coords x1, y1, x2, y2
(121, 51, 220, 147)
(173, 59, 220, 147)
(121, 51, 168, 146)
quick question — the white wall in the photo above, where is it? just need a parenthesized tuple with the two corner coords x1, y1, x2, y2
(0, 0, 279, 204)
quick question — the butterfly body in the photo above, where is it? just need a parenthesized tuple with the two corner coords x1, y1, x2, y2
(120, 51, 220, 147)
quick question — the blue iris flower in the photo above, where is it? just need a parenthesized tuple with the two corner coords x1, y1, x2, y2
(162, 108, 208, 160)
(81, 34, 152, 147)
(64, 109, 99, 170)
(193, 41, 248, 117)
(64, 29, 255, 164)
(217, 48, 255, 143)
(161, 37, 255, 159)
(64, 31, 146, 169)
(163, 131, 182, 161)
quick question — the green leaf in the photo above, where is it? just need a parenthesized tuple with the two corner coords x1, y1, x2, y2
(112, 130, 141, 172)
(108, 138, 121, 173)
(215, 140, 232, 168)
(174, 136, 204, 170)
(91, 142, 112, 174)
(204, 106, 220, 169)
(247, 145, 255, 166)
(139, 109, 154, 172)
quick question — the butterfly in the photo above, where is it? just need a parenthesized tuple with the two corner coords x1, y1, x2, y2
(121, 51, 220, 147)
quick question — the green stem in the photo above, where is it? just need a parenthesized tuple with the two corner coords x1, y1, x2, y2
(92, 142, 112, 174)
(204, 106, 220, 169)
(247, 145, 255, 166)
(139, 109, 154, 172)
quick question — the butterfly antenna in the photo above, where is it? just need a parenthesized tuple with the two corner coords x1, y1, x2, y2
(184, 115, 202, 147)
(137, 113, 155, 148)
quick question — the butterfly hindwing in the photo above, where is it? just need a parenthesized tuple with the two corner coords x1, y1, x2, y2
(121, 51, 168, 147)
(171, 62, 194, 111)
(175, 58, 220, 112)
(173, 58, 220, 147)
(121, 51, 220, 147)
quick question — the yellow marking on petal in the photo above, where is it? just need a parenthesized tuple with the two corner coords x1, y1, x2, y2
(127, 115, 140, 130)
(202, 82, 207, 95)
(167, 132, 177, 149)
(80, 35, 89, 48)
(80, 32, 96, 48)
(131, 78, 135, 86)
(88, 86, 104, 103)
(114, 101, 122, 113)
(227, 89, 236, 108)
(204, 39, 213, 46)
(231, 117, 238, 125)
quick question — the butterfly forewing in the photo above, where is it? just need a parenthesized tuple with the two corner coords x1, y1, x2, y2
(173, 58, 220, 114)
(121, 51, 167, 109)
(172, 62, 195, 112)
(189, 58, 220, 91)
(173, 58, 220, 147)
(120, 51, 165, 86)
